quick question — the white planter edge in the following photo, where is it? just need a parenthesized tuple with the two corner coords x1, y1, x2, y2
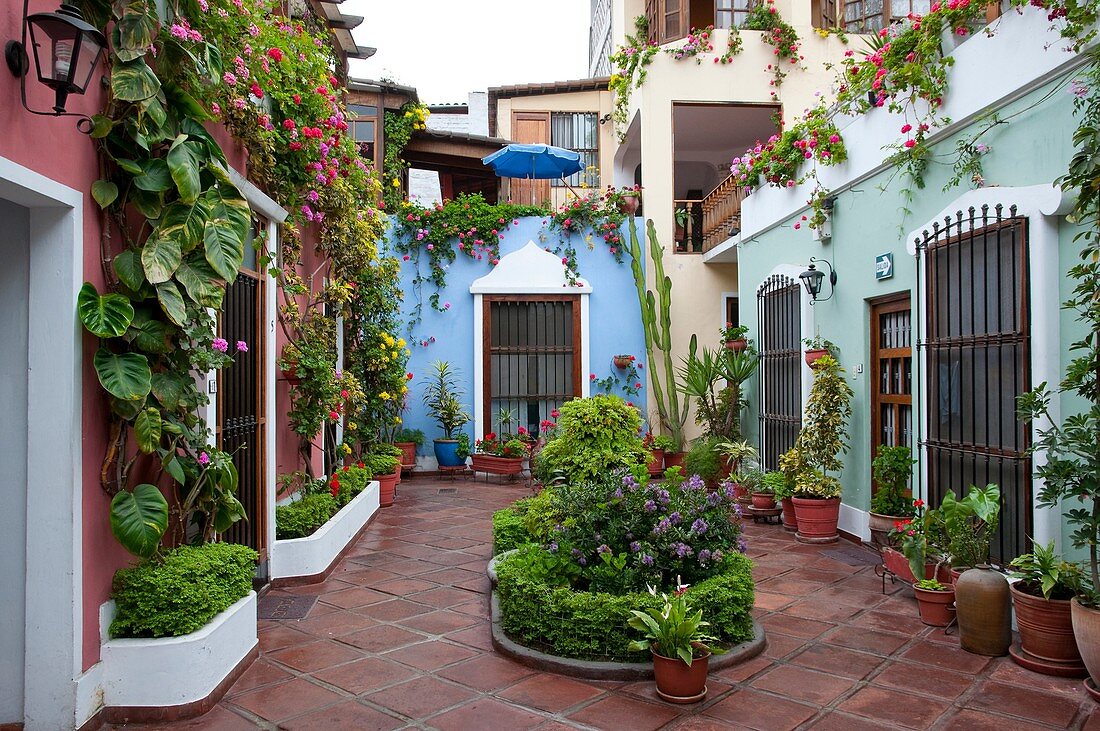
(96, 591, 257, 709)
(270, 480, 380, 580)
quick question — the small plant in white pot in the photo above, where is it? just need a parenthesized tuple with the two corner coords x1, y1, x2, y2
(628, 584, 725, 704)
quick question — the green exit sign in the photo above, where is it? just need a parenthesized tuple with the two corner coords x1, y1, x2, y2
(875, 253, 894, 280)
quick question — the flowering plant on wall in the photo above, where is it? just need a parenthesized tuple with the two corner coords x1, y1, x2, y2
(744, 0, 804, 90)
(608, 15, 660, 139)
(729, 106, 846, 189)
(666, 26, 715, 62)
(382, 102, 430, 211)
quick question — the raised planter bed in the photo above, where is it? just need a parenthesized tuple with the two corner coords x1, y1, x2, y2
(98, 592, 257, 716)
(271, 480, 380, 581)
(470, 453, 525, 476)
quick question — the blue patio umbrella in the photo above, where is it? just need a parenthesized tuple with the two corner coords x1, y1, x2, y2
(481, 143, 583, 180)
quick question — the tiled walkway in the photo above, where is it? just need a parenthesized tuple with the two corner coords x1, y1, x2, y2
(116, 478, 1100, 730)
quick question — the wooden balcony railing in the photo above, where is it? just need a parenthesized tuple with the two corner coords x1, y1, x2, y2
(701, 175, 745, 254)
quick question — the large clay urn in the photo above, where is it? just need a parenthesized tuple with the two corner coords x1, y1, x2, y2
(954, 565, 1011, 656)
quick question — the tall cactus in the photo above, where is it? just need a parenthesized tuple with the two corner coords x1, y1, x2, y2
(626, 217, 692, 451)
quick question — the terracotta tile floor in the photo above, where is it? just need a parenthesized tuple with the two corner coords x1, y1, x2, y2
(113, 478, 1100, 730)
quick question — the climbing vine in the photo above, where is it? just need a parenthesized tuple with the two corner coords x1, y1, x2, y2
(382, 101, 429, 211)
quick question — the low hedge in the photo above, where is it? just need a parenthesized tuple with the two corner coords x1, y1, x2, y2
(495, 546, 755, 662)
(492, 501, 531, 554)
(276, 493, 339, 540)
(110, 542, 257, 638)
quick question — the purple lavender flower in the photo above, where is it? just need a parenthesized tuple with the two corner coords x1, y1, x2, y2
(656, 488, 671, 505)
(578, 556, 587, 566)
(622, 474, 639, 491)
(612, 487, 624, 499)
(548, 542, 559, 552)
(713, 549, 724, 562)
(571, 548, 584, 559)
(691, 518, 708, 535)
(653, 517, 672, 535)
(630, 541, 641, 553)
(669, 512, 682, 525)
(597, 544, 611, 555)
(723, 483, 737, 499)
(641, 554, 655, 566)
(737, 535, 748, 553)
(672, 542, 694, 558)
(698, 549, 713, 563)
(733, 503, 743, 518)
(686, 474, 705, 490)
(706, 491, 722, 507)
(644, 499, 657, 512)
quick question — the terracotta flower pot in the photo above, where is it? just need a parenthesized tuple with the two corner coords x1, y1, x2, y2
(648, 448, 665, 476)
(1011, 583, 1084, 671)
(724, 338, 748, 353)
(792, 496, 840, 543)
(620, 195, 641, 215)
(1070, 598, 1100, 693)
(664, 452, 685, 471)
(868, 511, 909, 548)
(651, 646, 710, 704)
(376, 470, 398, 508)
(613, 355, 633, 369)
(394, 441, 417, 470)
(914, 585, 956, 627)
(751, 492, 776, 510)
(470, 453, 525, 475)
(804, 348, 829, 366)
(780, 496, 797, 531)
(881, 547, 949, 584)
(279, 362, 301, 384)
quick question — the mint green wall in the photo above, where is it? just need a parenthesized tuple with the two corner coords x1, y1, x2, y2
(736, 76, 1088, 556)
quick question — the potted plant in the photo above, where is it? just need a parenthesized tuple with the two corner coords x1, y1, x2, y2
(913, 579, 956, 627)
(802, 335, 836, 366)
(940, 484, 1001, 582)
(767, 471, 798, 531)
(392, 427, 424, 472)
(421, 360, 471, 468)
(278, 343, 302, 383)
(362, 446, 401, 507)
(1008, 541, 1087, 676)
(750, 473, 777, 510)
(1019, 376, 1100, 696)
(619, 185, 643, 215)
(779, 355, 853, 543)
(868, 445, 917, 547)
(627, 586, 725, 704)
(613, 353, 636, 369)
(471, 432, 529, 476)
(888, 501, 946, 584)
(720, 323, 750, 352)
(684, 436, 726, 487)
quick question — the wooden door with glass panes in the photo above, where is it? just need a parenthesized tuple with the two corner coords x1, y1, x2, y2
(870, 294, 912, 494)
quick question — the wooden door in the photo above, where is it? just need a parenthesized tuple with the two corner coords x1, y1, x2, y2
(217, 220, 268, 564)
(510, 111, 550, 206)
(870, 294, 913, 492)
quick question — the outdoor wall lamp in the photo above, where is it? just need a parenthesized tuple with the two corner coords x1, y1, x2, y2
(799, 257, 837, 304)
(5, 1, 106, 132)
(598, 113, 612, 125)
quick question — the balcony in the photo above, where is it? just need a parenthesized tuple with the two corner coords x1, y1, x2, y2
(674, 175, 745, 254)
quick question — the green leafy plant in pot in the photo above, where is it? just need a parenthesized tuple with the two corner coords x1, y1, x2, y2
(421, 360, 470, 468)
(1008, 541, 1088, 675)
(627, 586, 725, 704)
(868, 445, 917, 547)
(779, 355, 853, 543)
(912, 579, 955, 627)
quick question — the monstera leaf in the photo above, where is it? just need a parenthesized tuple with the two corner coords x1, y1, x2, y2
(175, 255, 224, 308)
(112, 249, 145, 291)
(93, 348, 151, 401)
(141, 237, 182, 284)
(110, 484, 168, 558)
(158, 199, 209, 252)
(77, 283, 134, 338)
(111, 59, 161, 102)
(203, 185, 250, 281)
(167, 135, 205, 204)
(134, 407, 162, 453)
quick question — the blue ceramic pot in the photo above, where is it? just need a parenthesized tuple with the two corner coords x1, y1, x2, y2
(433, 439, 465, 467)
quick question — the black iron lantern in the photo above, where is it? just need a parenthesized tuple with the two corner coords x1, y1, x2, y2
(799, 257, 837, 304)
(5, 2, 106, 128)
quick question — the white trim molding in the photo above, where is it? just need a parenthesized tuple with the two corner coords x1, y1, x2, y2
(0, 155, 84, 731)
(270, 482, 380, 580)
(905, 184, 1064, 549)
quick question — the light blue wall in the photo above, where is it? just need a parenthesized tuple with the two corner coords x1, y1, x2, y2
(385, 216, 648, 455)
(736, 75, 1088, 556)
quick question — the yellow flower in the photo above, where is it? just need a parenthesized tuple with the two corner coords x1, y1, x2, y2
(396, 338, 406, 348)
(380, 391, 391, 400)
(348, 421, 358, 431)
(394, 416, 402, 424)
(343, 444, 351, 454)
(392, 178, 400, 187)
(401, 384, 408, 394)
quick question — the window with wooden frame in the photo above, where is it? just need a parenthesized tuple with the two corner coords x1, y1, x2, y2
(348, 103, 379, 166)
(870, 294, 913, 494)
(483, 296, 581, 438)
(715, 0, 758, 29)
(550, 113, 599, 188)
(921, 207, 1031, 562)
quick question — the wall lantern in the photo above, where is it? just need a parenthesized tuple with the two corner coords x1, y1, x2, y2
(799, 257, 837, 304)
(5, 2, 106, 132)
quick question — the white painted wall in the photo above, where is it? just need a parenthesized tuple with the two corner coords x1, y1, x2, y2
(0, 197, 29, 725)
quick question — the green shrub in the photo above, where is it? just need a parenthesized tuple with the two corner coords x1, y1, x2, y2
(534, 395, 647, 484)
(110, 543, 257, 638)
(684, 436, 724, 483)
(522, 488, 559, 542)
(330, 464, 370, 507)
(493, 501, 532, 554)
(275, 493, 338, 539)
(496, 547, 754, 662)
(394, 428, 425, 446)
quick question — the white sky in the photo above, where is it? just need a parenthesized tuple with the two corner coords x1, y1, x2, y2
(343, 1, 592, 104)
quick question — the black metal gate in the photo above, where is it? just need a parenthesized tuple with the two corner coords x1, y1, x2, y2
(757, 275, 802, 470)
(485, 297, 580, 438)
(219, 270, 265, 558)
(918, 205, 1031, 562)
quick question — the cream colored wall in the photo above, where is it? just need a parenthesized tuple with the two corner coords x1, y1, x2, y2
(612, 9, 857, 443)
(496, 90, 616, 211)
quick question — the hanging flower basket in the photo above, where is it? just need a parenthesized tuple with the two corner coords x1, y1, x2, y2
(724, 339, 748, 353)
(804, 349, 829, 366)
(613, 354, 634, 369)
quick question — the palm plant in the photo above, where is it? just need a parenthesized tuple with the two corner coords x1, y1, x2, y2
(420, 361, 469, 439)
(677, 346, 758, 440)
